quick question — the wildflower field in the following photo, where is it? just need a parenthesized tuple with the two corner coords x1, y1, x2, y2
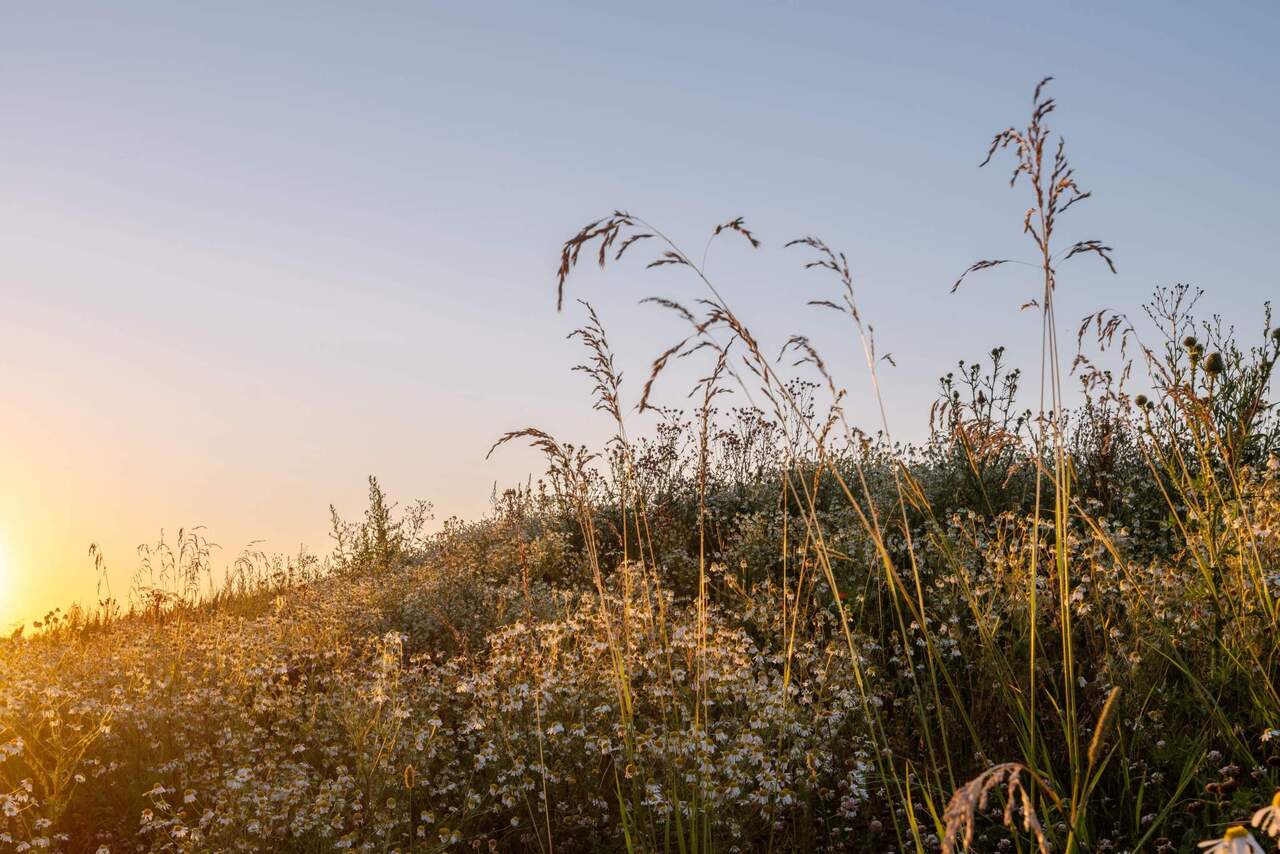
(3, 81, 1280, 853)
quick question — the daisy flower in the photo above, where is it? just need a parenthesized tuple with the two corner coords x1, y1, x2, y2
(1199, 826, 1266, 854)
(1253, 791, 1280, 838)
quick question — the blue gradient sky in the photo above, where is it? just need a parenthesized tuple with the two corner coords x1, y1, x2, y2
(1, 2, 1276, 625)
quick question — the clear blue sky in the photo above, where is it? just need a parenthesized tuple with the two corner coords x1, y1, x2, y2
(1, 2, 1276, 624)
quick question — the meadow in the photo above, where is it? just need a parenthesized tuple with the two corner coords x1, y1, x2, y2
(2, 79, 1279, 853)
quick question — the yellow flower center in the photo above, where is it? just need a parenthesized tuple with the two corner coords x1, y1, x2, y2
(1272, 790, 1280, 808)
(1225, 825, 1250, 839)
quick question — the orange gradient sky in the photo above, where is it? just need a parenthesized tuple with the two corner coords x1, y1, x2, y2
(2, 3, 1277, 627)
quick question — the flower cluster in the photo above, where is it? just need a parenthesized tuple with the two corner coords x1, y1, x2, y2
(0, 564, 872, 851)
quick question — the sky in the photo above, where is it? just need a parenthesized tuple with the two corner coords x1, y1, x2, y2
(1, 2, 1276, 627)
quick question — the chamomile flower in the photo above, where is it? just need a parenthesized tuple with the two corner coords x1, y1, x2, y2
(1199, 826, 1266, 854)
(1252, 791, 1280, 838)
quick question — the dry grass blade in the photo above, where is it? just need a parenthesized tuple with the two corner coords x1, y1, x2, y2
(486, 427, 577, 466)
(556, 211, 638, 311)
(1087, 687, 1122, 769)
(952, 259, 1013, 292)
(1063, 239, 1117, 273)
(942, 763, 1056, 854)
(711, 216, 760, 248)
(647, 250, 691, 270)
(569, 300, 625, 424)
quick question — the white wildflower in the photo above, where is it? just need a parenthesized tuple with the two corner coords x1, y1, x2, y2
(1199, 826, 1266, 854)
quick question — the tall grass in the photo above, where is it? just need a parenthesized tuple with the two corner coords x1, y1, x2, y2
(514, 77, 1279, 852)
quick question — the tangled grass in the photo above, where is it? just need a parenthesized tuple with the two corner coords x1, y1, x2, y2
(3, 79, 1280, 852)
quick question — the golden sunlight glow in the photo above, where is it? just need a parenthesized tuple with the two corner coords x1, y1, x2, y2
(0, 533, 10, 620)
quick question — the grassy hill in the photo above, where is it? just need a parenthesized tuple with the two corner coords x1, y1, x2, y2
(3, 80, 1280, 853)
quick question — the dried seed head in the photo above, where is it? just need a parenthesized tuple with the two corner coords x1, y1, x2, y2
(942, 763, 1052, 854)
(1204, 351, 1225, 376)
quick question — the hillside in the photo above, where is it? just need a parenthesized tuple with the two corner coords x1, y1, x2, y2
(4, 82, 1280, 853)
